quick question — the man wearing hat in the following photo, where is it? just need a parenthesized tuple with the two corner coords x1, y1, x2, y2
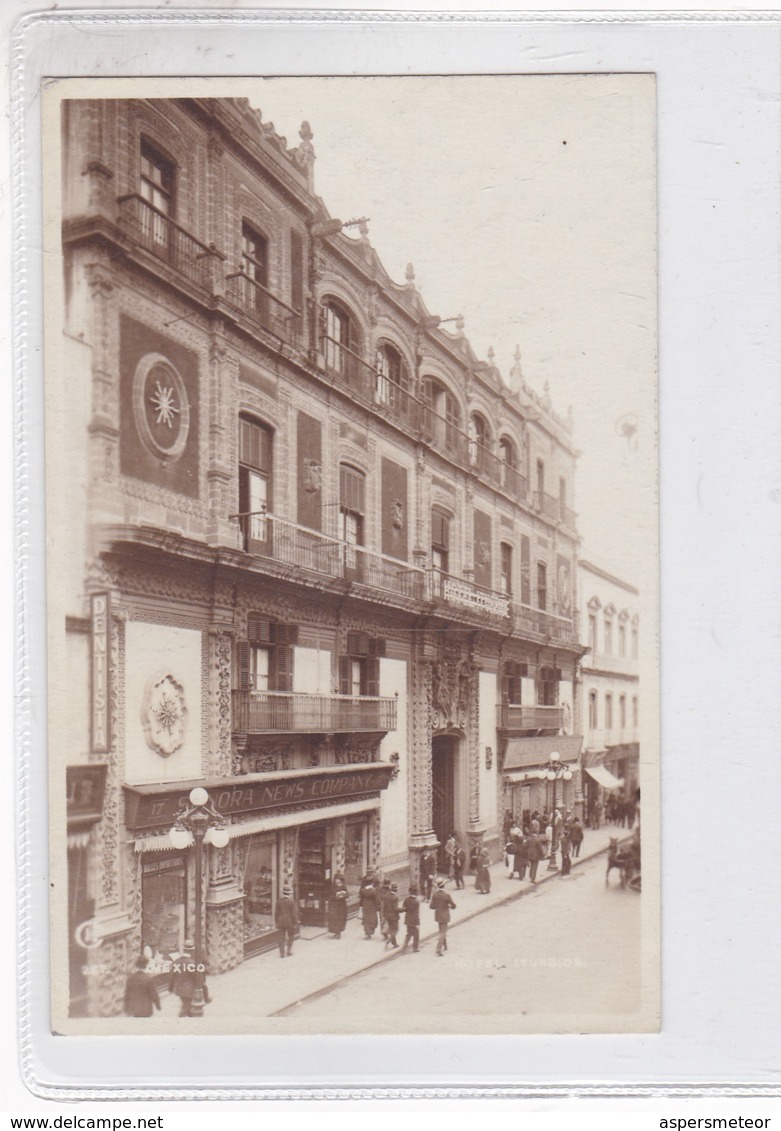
(275, 883, 299, 958)
(429, 878, 456, 957)
(169, 939, 210, 1017)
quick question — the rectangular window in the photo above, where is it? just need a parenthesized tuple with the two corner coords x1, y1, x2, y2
(605, 694, 613, 729)
(290, 229, 304, 315)
(619, 624, 627, 657)
(432, 509, 450, 575)
(536, 562, 547, 610)
(340, 466, 365, 577)
(633, 696, 639, 726)
(620, 695, 627, 728)
(240, 836, 277, 951)
(239, 418, 272, 549)
(588, 614, 597, 653)
(631, 625, 639, 659)
(500, 543, 513, 594)
(559, 476, 567, 518)
(139, 140, 174, 248)
(604, 619, 613, 655)
(502, 661, 524, 705)
(520, 534, 531, 604)
(537, 666, 560, 707)
(141, 855, 187, 974)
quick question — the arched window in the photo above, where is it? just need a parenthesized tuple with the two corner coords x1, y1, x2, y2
(323, 299, 360, 380)
(499, 436, 521, 494)
(239, 415, 273, 552)
(422, 377, 463, 456)
(469, 412, 491, 468)
(375, 342, 410, 418)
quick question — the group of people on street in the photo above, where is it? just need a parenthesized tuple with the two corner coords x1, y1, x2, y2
(605, 794, 638, 828)
(124, 939, 213, 1018)
(503, 810, 585, 882)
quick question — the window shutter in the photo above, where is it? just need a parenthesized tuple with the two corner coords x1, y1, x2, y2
(520, 535, 531, 604)
(247, 615, 271, 644)
(369, 637, 386, 657)
(338, 655, 351, 696)
(347, 631, 370, 656)
(272, 623, 299, 647)
(520, 662, 529, 678)
(365, 657, 380, 698)
(272, 645, 292, 692)
(290, 229, 304, 314)
(236, 641, 251, 691)
(432, 509, 449, 548)
(340, 465, 365, 513)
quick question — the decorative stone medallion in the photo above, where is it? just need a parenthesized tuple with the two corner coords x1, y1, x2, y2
(133, 352, 190, 463)
(141, 670, 188, 757)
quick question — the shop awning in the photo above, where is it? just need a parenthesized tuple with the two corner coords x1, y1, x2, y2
(585, 764, 624, 790)
(503, 734, 583, 772)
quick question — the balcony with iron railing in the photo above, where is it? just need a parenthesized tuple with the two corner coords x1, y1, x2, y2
(533, 489, 561, 521)
(232, 510, 427, 601)
(511, 602, 579, 644)
(500, 703, 565, 732)
(225, 272, 303, 347)
(117, 195, 215, 290)
(322, 336, 378, 401)
(232, 690, 398, 735)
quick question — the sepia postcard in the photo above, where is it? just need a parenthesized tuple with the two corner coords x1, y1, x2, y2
(44, 73, 659, 1036)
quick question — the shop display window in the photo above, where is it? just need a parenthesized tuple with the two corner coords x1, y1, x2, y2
(141, 855, 187, 974)
(239, 836, 277, 949)
(343, 818, 368, 900)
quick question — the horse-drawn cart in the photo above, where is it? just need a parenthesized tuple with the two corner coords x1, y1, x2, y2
(606, 833, 641, 891)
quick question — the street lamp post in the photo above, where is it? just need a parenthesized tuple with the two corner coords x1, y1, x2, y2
(540, 755, 574, 872)
(169, 787, 230, 1017)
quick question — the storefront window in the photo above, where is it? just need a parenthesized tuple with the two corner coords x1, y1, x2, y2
(239, 836, 277, 949)
(343, 818, 368, 900)
(141, 855, 187, 974)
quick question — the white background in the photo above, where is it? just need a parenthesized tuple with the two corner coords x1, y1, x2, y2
(2, 1, 781, 1120)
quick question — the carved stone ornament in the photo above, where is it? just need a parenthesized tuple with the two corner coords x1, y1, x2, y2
(391, 499, 405, 530)
(141, 670, 188, 758)
(303, 458, 322, 494)
(132, 352, 190, 464)
(432, 644, 479, 730)
(477, 541, 491, 567)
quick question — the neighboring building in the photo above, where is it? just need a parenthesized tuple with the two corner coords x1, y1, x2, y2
(56, 96, 583, 1016)
(577, 559, 640, 824)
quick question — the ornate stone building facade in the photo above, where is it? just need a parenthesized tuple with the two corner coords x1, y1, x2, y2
(56, 96, 583, 1016)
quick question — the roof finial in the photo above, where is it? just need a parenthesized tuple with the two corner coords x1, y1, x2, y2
(487, 345, 495, 365)
(455, 313, 465, 334)
(294, 121, 316, 189)
(508, 344, 524, 393)
(405, 262, 416, 285)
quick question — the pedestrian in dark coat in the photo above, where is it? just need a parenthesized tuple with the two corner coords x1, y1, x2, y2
(169, 941, 210, 1016)
(475, 847, 492, 893)
(327, 888, 348, 938)
(512, 836, 529, 880)
(124, 956, 160, 1017)
(452, 841, 465, 889)
(430, 879, 456, 956)
(401, 885, 421, 952)
(569, 817, 584, 858)
(559, 829, 572, 876)
(382, 882, 401, 948)
(275, 885, 299, 957)
(525, 833, 545, 883)
(360, 880, 380, 939)
(379, 879, 392, 938)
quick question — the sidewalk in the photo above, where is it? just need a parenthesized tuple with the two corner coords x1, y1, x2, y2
(160, 824, 631, 1020)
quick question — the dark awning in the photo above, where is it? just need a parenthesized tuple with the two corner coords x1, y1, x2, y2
(503, 734, 583, 772)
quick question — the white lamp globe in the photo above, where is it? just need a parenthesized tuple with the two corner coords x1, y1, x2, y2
(209, 827, 230, 849)
(563, 769, 573, 781)
(169, 827, 191, 850)
(189, 786, 209, 807)
(546, 770, 556, 782)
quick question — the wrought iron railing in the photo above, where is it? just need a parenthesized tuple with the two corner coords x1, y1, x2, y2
(232, 690, 398, 734)
(225, 273, 302, 347)
(322, 335, 378, 399)
(500, 463, 529, 501)
(117, 194, 214, 289)
(232, 511, 426, 600)
(500, 704, 564, 731)
(512, 602, 578, 643)
(533, 490, 561, 520)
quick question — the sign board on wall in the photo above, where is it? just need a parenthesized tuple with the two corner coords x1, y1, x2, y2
(91, 593, 111, 752)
